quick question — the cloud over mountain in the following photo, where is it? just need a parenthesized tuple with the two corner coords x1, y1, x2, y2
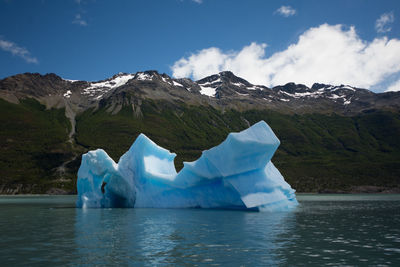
(172, 24, 400, 91)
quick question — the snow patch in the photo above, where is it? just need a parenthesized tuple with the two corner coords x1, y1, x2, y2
(236, 92, 249, 96)
(172, 81, 184, 87)
(63, 90, 72, 98)
(331, 85, 355, 92)
(320, 86, 334, 91)
(199, 85, 216, 97)
(329, 94, 341, 99)
(198, 78, 222, 86)
(341, 85, 356, 91)
(94, 94, 104, 100)
(282, 91, 324, 99)
(135, 72, 153, 81)
(63, 78, 79, 83)
(246, 86, 262, 90)
(82, 74, 135, 99)
(231, 82, 245, 87)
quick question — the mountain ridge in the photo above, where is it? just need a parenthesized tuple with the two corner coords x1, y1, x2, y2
(2, 70, 400, 125)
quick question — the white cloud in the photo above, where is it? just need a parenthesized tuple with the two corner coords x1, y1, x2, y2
(72, 13, 87, 26)
(0, 37, 38, 64)
(275, 6, 296, 17)
(172, 47, 230, 79)
(386, 79, 400, 92)
(375, 12, 394, 33)
(192, 0, 203, 3)
(171, 24, 400, 91)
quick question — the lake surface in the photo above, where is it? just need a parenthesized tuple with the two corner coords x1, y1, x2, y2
(0, 194, 399, 266)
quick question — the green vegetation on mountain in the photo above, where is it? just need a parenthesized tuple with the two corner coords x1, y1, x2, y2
(0, 98, 76, 193)
(75, 100, 248, 168)
(75, 99, 400, 193)
(1, 98, 399, 193)
(243, 110, 400, 192)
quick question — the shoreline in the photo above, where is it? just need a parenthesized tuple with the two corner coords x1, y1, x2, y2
(1, 185, 399, 196)
(1, 191, 400, 196)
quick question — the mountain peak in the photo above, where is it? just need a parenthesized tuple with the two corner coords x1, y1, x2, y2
(311, 83, 331, 90)
(197, 71, 254, 88)
(272, 82, 309, 94)
(218, 71, 234, 77)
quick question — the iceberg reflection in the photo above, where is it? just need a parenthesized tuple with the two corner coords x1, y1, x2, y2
(74, 208, 296, 265)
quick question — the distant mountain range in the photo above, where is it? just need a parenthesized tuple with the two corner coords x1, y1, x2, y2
(1, 71, 399, 194)
(2, 70, 400, 113)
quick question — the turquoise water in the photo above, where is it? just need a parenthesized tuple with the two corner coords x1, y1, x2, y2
(0, 194, 399, 266)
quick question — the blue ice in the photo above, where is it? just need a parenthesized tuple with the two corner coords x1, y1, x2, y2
(76, 121, 298, 211)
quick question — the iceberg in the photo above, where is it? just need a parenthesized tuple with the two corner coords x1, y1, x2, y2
(76, 121, 298, 211)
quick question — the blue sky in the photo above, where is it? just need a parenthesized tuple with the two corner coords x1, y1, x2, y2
(1, 0, 400, 92)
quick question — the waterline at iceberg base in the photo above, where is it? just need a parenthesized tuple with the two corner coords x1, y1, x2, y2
(76, 121, 298, 211)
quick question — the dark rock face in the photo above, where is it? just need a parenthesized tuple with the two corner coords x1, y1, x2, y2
(0, 72, 70, 97)
(273, 82, 309, 94)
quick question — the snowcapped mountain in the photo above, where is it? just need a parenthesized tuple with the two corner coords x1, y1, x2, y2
(1, 70, 399, 116)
